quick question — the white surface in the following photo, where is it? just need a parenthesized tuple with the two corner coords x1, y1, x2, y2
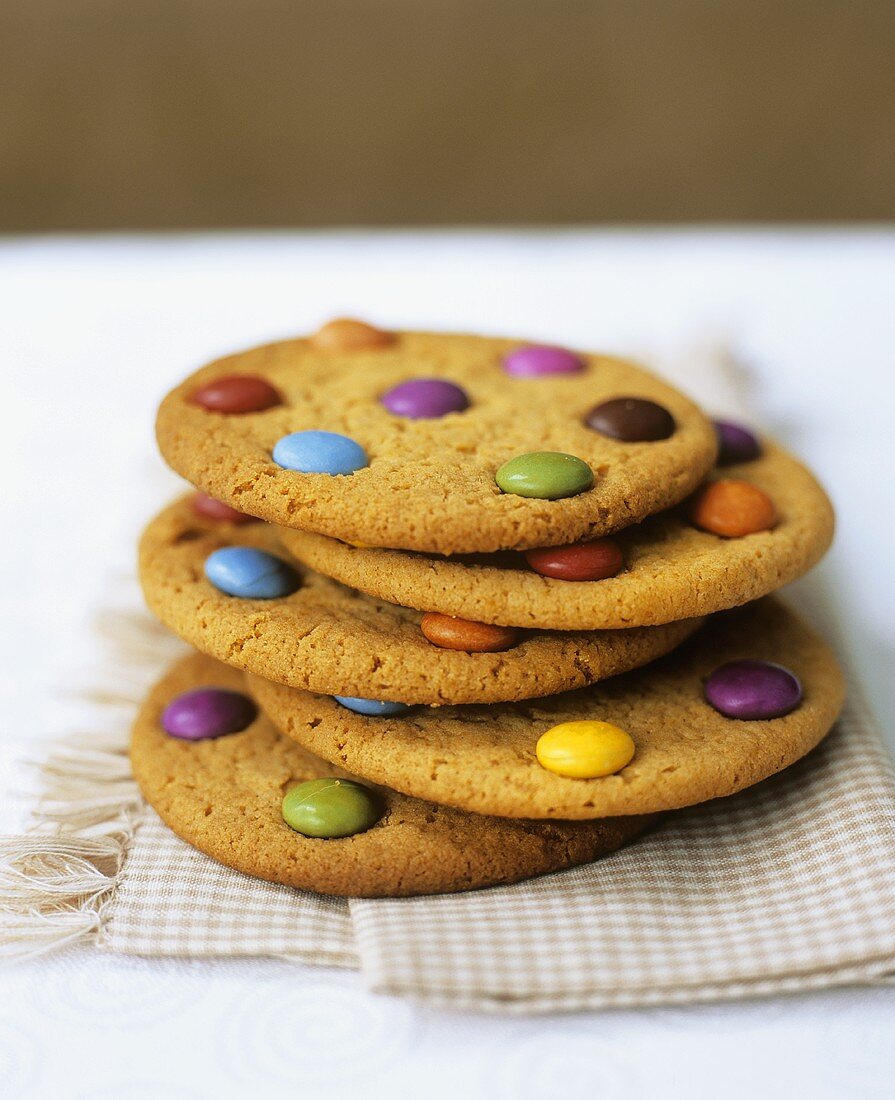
(2, 230, 894, 1099)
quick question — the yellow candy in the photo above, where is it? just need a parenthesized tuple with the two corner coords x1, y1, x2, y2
(536, 720, 635, 778)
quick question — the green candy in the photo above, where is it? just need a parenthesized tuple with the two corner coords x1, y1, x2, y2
(281, 778, 382, 839)
(495, 451, 594, 500)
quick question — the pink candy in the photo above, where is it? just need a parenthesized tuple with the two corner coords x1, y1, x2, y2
(503, 345, 585, 377)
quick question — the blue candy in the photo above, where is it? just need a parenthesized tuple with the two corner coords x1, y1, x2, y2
(204, 547, 300, 599)
(272, 430, 367, 475)
(333, 696, 411, 717)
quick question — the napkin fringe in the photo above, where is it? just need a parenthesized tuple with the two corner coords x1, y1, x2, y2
(0, 734, 138, 959)
(0, 602, 184, 960)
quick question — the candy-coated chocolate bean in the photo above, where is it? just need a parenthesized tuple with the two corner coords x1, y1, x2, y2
(536, 720, 635, 778)
(273, 430, 367, 475)
(524, 539, 623, 581)
(691, 479, 777, 538)
(204, 546, 300, 599)
(495, 452, 594, 500)
(282, 778, 382, 838)
(192, 493, 258, 525)
(715, 420, 761, 465)
(311, 318, 393, 352)
(191, 375, 282, 414)
(503, 344, 585, 377)
(585, 397, 675, 442)
(704, 660, 802, 719)
(334, 696, 411, 717)
(162, 688, 257, 740)
(421, 612, 519, 652)
(381, 378, 470, 419)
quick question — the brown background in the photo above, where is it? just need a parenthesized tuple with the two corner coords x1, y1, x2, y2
(2, 0, 894, 230)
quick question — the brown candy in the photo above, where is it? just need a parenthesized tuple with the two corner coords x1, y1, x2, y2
(524, 539, 624, 581)
(192, 493, 258, 525)
(421, 612, 519, 653)
(586, 397, 675, 442)
(311, 318, 393, 352)
(690, 479, 778, 538)
(190, 375, 282, 414)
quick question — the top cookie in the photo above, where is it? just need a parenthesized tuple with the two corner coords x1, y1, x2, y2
(156, 323, 718, 554)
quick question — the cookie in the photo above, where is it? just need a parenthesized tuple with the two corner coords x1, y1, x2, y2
(131, 652, 656, 897)
(277, 437, 834, 629)
(139, 496, 702, 704)
(250, 599, 845, 819)
(155, 325, 718, 554)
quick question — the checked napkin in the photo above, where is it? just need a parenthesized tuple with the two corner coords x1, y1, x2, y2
(101, 686, 895, 1012)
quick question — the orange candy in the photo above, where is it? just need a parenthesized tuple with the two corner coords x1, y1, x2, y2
(421, 612, 519, 653)
(691, 479, 778, 538)
(311, 318, 393, 352)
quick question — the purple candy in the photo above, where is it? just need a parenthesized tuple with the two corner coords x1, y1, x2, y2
(162, 688, 257, 741)
(715, 420, 761, 466)
(381, 378, 470, 419)
(503, 344, 585, 377)
(704, 660, 802, 720)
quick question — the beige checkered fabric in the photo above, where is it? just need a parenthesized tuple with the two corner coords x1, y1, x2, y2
(103, 684, 895, 1012)
(103, 812, 356, 966)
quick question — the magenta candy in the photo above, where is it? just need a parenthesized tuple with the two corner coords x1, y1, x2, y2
(704, 660, 802, 720)
(715, 420, 761, 465)
(381, 378, 470, 419)
(162, 688, 257, 741)
(503, 344, 585, 377)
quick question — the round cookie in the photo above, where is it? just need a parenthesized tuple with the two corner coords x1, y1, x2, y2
(279, 439, 833, 630)
(250, 598, 845, 819)
(155, 326, 718, 554)
(131, 653, 656, 897)
(139, 496, 702, 705)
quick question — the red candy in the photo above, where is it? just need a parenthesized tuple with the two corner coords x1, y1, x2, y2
(192, 493, 258, 525)
(190, 375, 282, 414)
(524, 539, 624, 581)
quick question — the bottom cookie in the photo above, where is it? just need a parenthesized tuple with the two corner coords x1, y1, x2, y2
(130, 652, 656, 897)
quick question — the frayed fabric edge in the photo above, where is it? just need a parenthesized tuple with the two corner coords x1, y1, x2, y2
(0, 601, 186, 960)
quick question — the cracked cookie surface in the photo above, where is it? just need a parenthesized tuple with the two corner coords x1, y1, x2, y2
(279, 440, 834, 629)
(139, 497, 701, 704)
(155, 329, 718, 554)
(250, 599, 845, 819)
(131, 652, 655, 896)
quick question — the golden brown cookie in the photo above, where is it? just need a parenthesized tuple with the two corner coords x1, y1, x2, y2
(131, 652, 656, 897)
(139, 496, 702, 705)
(250, 599, 845, 819)
(155, 327, 718, 554)
(278, 439, 834, 630)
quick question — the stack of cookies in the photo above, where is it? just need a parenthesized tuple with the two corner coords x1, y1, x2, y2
(133, 319, 844, 897)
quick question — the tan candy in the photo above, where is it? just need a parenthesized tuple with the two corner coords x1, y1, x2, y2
(310, 317, 393, 352)
(421, 612, 519, 653)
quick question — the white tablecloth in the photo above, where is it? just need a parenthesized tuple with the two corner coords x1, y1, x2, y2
(2, 230, 894, 1099)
